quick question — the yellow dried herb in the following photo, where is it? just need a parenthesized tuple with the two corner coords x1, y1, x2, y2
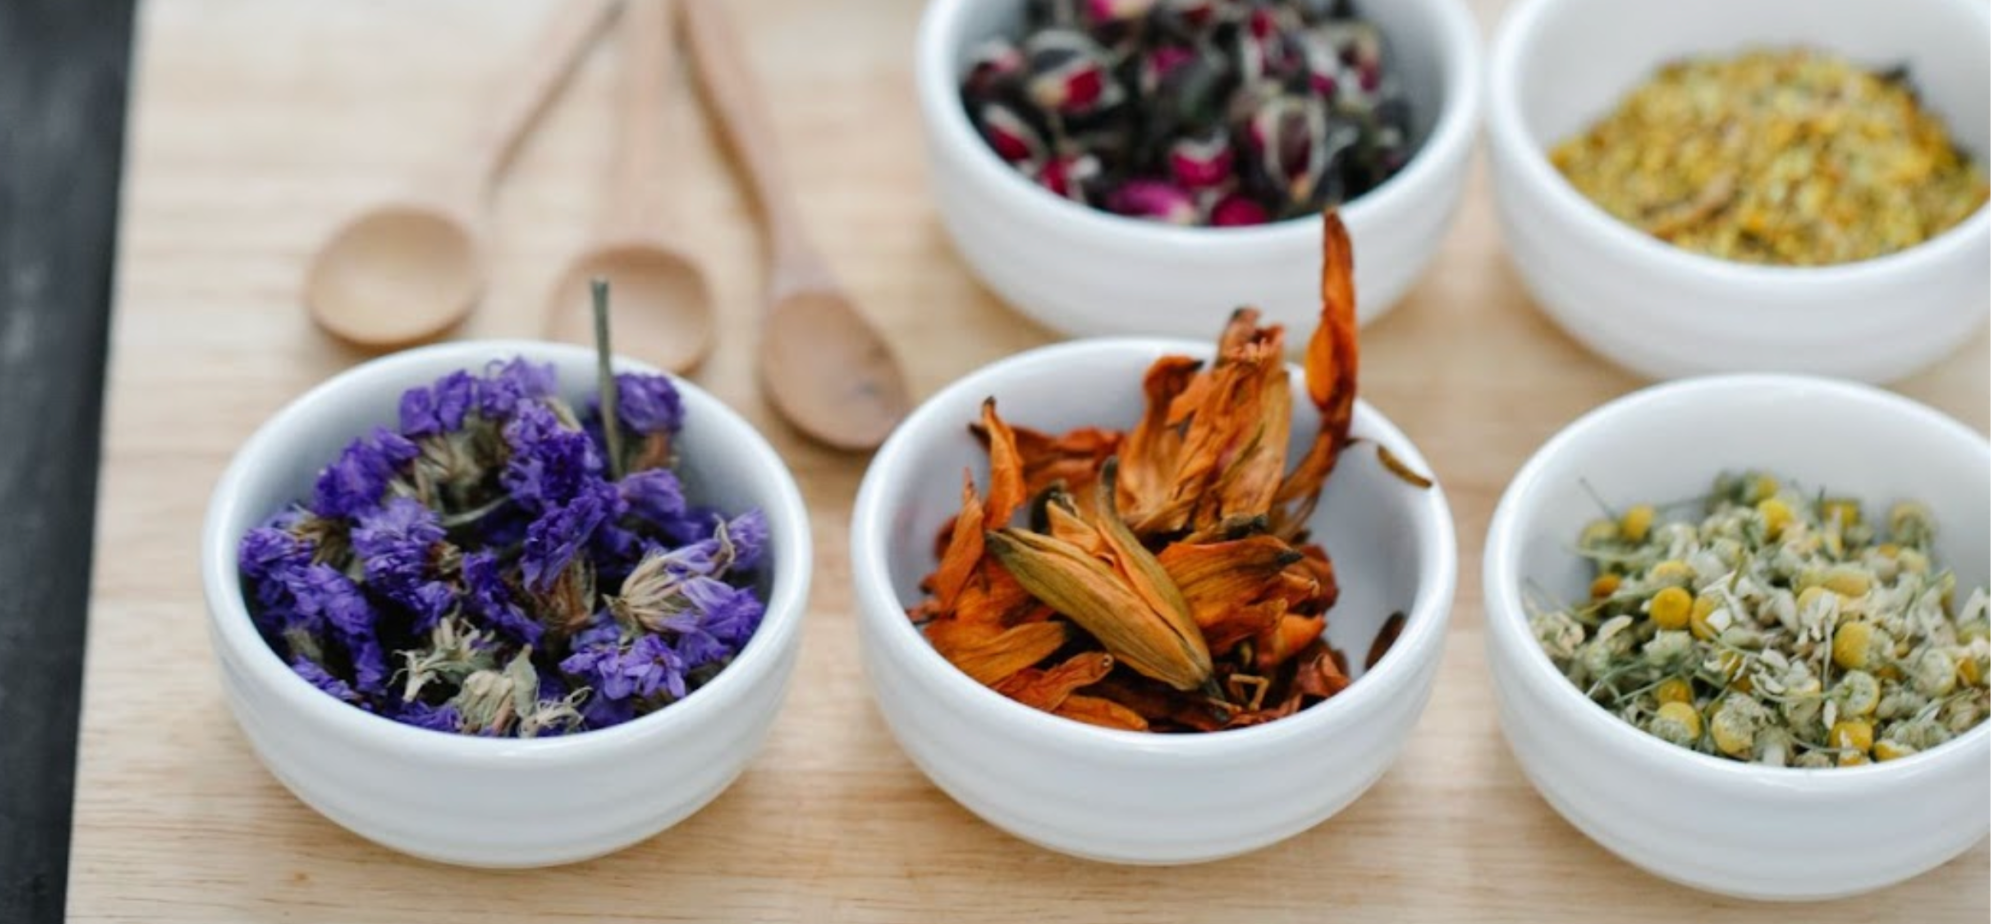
(1552, 48, 1990, 265)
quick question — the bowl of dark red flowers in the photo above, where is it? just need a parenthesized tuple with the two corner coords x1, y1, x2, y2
(200, 337, 810, 867)
(917, 0, 1481, 340)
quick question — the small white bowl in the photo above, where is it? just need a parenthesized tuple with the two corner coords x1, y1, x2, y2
(1486, 0, 1992, 384)
(915, 0, 1482, 338)
(200, 341, 812, 867)
(851, 338, 1457, 864)
(1484, 374, 1991, 900)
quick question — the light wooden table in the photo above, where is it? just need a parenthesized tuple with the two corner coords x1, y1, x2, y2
(70, 1, 1990, 920)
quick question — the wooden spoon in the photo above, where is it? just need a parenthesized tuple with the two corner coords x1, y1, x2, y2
(306, 0, 620, 349)
(680, 0, 911, 451)
(545, 0, 715, 373)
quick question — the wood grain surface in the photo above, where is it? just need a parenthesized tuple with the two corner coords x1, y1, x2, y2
(69, 1, 1990, 920)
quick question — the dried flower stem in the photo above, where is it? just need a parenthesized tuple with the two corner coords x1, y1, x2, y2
(591, 277, 625, 481)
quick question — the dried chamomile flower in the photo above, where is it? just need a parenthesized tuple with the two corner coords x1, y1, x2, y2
(1528, 469, 1990, 766)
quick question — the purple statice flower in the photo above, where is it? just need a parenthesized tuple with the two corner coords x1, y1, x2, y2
(656, 576, 764, 669)
(393, 700, 462, 733)
(669, 509, 770, 577)
(461, 550, 541, 645)
(352, 497, 453, 631)
(475, 357, 558, 420)
(599, 372, 683, 436)
(560, 633, 687, 702)
(579, 692, 636, 728)
(619, 468, 690, 531)
(312, 426, 418, 519)
(291, 656, 360, 704)
(239, 516, 315, 631)
(682, 577, 765, 648)
(239, 513, 311, 582)
(718, 509, 769, 573)
(282, 563, 389, 694)
(502, 403, 600, 511)
(398, 370, 477, 437)
(520, 485, 613, 593)
(570, 608, 623, 652)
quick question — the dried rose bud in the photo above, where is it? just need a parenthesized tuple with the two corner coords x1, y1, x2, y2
(1246, 94, 1329, 202)
(962, 38, 1026, 100)
(1168, 129, 1233, 190)
(1024, 30, 1122, 116)
(1140, 43, 1198, 95)
(977, 102, 1048, 165)
(1108, 179, 1200, 225)
(1157, 0, 1220, 34)
(1039, 150, 1104, 202)
(1210, 193, 1270, 227)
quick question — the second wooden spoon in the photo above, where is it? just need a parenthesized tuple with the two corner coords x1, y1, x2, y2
(545, 0, 715, 372)
(680, 0, 911, 451)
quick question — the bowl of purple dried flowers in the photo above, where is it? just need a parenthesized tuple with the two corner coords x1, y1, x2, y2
(917, 0, 1481, 339)
(200, 335, 810, 868)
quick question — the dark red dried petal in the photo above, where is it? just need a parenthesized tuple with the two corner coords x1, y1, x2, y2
(1210, 194, 1269, 227)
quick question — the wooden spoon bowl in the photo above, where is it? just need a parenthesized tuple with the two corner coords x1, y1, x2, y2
(307, 205, 481, 349)
(546, 242, 714, 373)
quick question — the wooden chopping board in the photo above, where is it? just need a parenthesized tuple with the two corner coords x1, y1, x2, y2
(69, 0, 1990, 920)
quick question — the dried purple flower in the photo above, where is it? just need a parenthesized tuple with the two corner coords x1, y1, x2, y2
(474, 357, 558, 420)
(393, 700, 462, 733)
(398, 370, 477, 438)
(311, 426, 417, 519)
(503, 402, 601, 510)
(241, 343, 769, 737)
(462, 549, 542, 645)
(292, 656, 361, 704)
(520, 484, 614, 593)
(352, 497, 453, 631)
(600, 372, 683, 437)
(560, 633, 687, 703)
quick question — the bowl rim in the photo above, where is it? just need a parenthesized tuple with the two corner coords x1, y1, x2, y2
(852, 336, 1459, 758)
(914, 0, 1485, 248)
(201, 339, 813, 762)
(1486, 0, 1992, 284)
(1483, 372, 1992, 789)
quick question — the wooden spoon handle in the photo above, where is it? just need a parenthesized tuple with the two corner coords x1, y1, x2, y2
(602, 0, 675, 240)
(464, 0, 621, 194)
(680, 0, 834, 297)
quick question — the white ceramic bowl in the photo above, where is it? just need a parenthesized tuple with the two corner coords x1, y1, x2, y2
(852, 338, 1457, 864)
(200, 341, 812, 867)
(1484, 374, 1991, 900)
(1486, 0, 1992, 384)
(916, 0, 1482, 338)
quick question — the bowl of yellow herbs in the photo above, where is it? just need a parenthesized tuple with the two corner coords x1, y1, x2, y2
(1486, 0, 1990, 383)
(851, 215, 1457, 864)
(1484, 373, 1990, 900)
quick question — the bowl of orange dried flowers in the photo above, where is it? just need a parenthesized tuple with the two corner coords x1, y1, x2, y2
(851, 214, 1456, 864)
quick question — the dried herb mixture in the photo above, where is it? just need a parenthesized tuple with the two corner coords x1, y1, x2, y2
(911, 213, 1417, 732)
(1532, 471, 1990, 766)
(961, 0, 1416, 226)
(1551, 48, 1989, 265)
(239, 292, 768, 737)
